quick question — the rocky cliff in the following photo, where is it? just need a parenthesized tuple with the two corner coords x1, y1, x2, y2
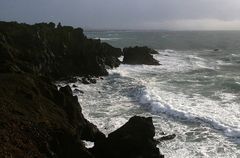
(0, 21, 166, 158)
(0, 21, 122, 79)
(0, 74, 105, 157)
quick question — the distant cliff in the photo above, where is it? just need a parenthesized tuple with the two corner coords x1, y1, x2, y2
(0, 21, 122, 80)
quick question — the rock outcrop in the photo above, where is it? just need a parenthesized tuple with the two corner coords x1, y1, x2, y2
(0, 21, 123, 79)
(0, 74, 105, 157)
(0, 75, 164, 158)
(123, 46, 160, 65)
(0, 21, 167, 158)
(91, 116, 164, 158)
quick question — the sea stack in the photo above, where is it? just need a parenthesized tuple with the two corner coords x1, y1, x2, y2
(123, 46, 160, 65)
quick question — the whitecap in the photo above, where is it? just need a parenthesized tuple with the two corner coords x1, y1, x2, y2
(94, 37, 120, 41)
(137, 88, 240, 138)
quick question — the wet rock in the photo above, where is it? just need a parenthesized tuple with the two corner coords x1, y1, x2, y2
(73, 89, 84, 94)
(89, 78, 97, 84)
(123, 46, 160, 65)
(72, 84, 78, 88)
(157, 134, 176, 142)
(92, 116, 164, 158)
(82, 77, 97, 84)
(82, 77, 91, 84)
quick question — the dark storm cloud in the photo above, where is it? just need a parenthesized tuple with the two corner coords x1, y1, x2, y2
(1, 0, 240, 30)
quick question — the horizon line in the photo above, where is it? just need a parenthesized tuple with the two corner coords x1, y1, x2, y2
(84, 28, 240, 32)
(2, 20, 240, 32)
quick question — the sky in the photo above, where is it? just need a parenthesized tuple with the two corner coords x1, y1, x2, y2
(1, 0, 240, 30)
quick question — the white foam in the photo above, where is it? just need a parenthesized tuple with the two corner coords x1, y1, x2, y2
(113, 49, 216, 74)
(93, 37, 120, 41)
(186, 54, 218, 70)
(163, 49, 176, 53)
(108, 50, 240, 139)
(118, 56, 123, 62)
(236, 82, 240, 85)
(216, 60, 233, 66)
(157, 50, 216, 72)
(231, 53, 240, 57)
(108, 64, 159, 77)
(215, 91, 237, 102)
(83, 141, 94, 148)
(137, 88, 240, 138)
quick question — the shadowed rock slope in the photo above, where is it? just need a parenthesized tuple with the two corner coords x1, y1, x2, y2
(0, 21, 166, 158)
(0, 74, 105, 157)
(0, 21, 122, 79)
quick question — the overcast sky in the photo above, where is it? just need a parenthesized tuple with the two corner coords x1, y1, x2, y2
(1, 0, 240, 30)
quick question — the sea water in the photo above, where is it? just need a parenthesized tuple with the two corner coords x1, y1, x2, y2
(68, 31, 240, 157)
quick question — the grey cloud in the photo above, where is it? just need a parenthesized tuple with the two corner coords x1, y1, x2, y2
(1, 0, 240, 30)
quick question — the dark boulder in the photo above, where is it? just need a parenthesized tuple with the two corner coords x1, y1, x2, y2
(89, 78, 97, 84)
(91, 116, 164, 158)
(82, 76, 97, 84)
(72, 84, 78, 88)
(82, 77, 91, 84)
(157, 134, 176, 142)
(73, 88, 84, 94)
(123, 46, 160, 65)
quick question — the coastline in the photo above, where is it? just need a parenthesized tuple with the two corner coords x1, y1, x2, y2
(0, 21, 167, 157)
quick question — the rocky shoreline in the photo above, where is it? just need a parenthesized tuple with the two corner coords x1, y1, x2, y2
(0, 21, 170, 158)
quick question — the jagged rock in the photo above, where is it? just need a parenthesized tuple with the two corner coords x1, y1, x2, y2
(123, 46, 160, 65)
(0, 21, 166, 158)
(73, 89, 84, 94)
(91, 116, 164, 158)
(82, 77, 97, 84)
(72, 84, 78, 88)
(0, 74, 104, 158)
(0, 21, 123, 79)
(82, 77, 91, 84)
(157, 134, 176, 142)
(88, 78, 97, 84)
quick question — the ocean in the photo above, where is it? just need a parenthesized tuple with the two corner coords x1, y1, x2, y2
(67, 31, 240, 157)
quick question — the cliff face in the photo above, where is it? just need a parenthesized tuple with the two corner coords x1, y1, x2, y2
(0, 74, 105, 158)
(0, 22, 165, 158)
(0, 21, 122, 79)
